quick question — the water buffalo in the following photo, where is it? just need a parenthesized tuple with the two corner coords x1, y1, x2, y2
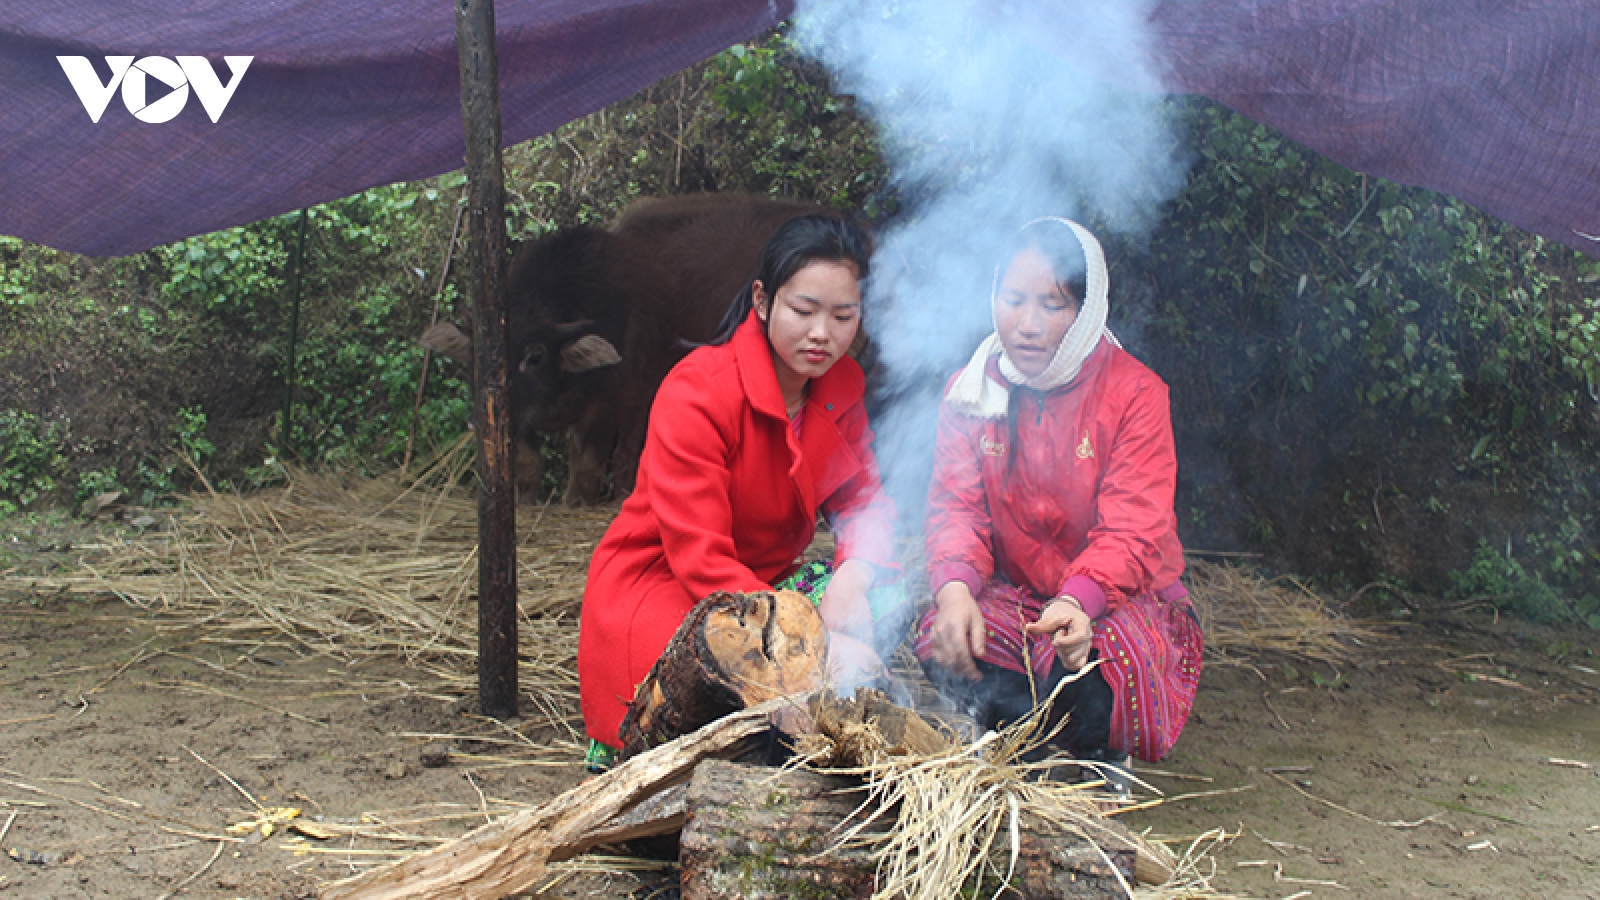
(422, 194, 842, 505)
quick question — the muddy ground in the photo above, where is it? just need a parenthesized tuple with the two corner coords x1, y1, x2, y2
(2, 565, 1598, 898)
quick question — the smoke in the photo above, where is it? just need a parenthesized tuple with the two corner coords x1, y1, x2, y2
(793, 0, 1189, 521)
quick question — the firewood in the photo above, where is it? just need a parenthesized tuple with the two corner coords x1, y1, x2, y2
(320, 694, 807, 900)
(620, 589, 827, 757)
(574, 782, 686, 848)
(801, 687, 950, 766)
(679, 760, 1138, 900)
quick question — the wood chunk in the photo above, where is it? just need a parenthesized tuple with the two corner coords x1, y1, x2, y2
(804, 688, 949, 766)
(320, 696, 802, 900)
(575, 782, 686, 849)
(679, 760, 882, 900)
(620, 590, 827, 757)
(680, 760, 1139, 900)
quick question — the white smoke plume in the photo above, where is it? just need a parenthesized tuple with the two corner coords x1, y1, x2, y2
(794, 0, 1190, 523)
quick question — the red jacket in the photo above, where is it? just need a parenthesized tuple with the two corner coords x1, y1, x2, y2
(579, 310, 897, 747)
(926, 338, 1183, 619)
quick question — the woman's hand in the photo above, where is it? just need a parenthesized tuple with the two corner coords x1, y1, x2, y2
(818, 558, 875, 645)
(825, 631, 885, 690)
(929, 581, 987, 681)
(1024, 597, 1093, 671)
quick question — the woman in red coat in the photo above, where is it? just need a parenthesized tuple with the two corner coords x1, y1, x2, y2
(913, 218, 1202, 793)
(579, 215, 899, 766)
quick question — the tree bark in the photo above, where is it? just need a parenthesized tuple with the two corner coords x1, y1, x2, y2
(620, 590, 827, 757)
(679, 760, 1140, 900)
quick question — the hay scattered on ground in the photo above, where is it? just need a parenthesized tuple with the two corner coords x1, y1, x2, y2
(20, 453, 1386, 895)
(31, 437, 604, 709)
(31, 445, 1377, 720)
(1185, 559, 1383, 668)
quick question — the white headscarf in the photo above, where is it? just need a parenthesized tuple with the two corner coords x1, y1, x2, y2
(944, 218, 1119, 418)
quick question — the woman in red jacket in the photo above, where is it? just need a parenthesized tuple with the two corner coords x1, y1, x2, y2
(579, 215, 899, 768)
(913, 218, 1202, 791)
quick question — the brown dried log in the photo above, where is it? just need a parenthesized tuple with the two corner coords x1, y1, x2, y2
(620, 590, 827, 757)
(679, 760, 1139, 900)
(802, 688, 951, 766)
(320, 695, 803, 900)
(575, 782, 686, 848)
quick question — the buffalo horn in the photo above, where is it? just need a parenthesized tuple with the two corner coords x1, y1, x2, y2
(560, 334, 621, 373)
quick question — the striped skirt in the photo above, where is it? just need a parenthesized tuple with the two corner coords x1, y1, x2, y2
(912, 580, 1202, 762)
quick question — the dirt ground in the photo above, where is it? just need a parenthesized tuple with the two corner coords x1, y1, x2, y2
(3, 572, 1599, 898)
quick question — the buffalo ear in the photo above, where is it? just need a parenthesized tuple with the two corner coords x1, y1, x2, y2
(552, 319, 596, 337)
(559, 334, 621, 373)
(420, 323, 472, 360)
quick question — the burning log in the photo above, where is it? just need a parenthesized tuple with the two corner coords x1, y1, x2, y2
(620, 589, 828, 757)
(679, 759, 1139, 900)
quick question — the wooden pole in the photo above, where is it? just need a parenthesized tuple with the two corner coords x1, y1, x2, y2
(454, 0, 517, 719)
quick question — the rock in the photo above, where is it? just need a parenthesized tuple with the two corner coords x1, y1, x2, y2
(80, 491, 122, 518)
(417, 744, 454, 768)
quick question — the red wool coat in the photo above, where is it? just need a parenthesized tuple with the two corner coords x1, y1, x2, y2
(578, 311, 897, 748)
(925, 338, 1184, 618)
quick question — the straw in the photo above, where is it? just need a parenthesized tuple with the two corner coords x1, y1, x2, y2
(1183, 559, 1383, 668)
(800, 679, 1243, 900)
(30, 438, 602, 718)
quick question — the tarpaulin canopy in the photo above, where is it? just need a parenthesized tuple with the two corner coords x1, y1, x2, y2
(2, 0, 1597, 258)
(1153, 0, 1600, 258)
(0, 0, 791, 257)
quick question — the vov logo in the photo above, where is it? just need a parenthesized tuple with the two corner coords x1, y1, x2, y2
(58, 56, 253, 124)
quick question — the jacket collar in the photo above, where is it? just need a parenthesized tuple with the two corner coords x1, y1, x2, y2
(732, 309, 866, 514)
(732, 308, 862, 426)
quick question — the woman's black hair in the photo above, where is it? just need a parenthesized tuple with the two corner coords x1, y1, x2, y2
(999, 219, 1088, 311)
(709, 213, 873, 346)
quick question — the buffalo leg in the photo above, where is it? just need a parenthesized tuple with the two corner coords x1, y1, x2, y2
(610, 410, 648, 499)
(565, 410, 621, 506)
(513, 439, 545, 505)
(562, 428, 607, 506)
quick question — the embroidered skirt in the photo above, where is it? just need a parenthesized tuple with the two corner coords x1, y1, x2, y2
(912, 580, 1202, 762)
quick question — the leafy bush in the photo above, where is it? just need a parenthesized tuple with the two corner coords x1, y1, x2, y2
(1144, 99, 1600, 602)
(174, 406, 215, 466)
(0, 236, 73, 309)
(1448, 541, 1583, 626)
(0, 409, 66, 514)
(75, 468, 124, 504)
(159, 221, 291, 310)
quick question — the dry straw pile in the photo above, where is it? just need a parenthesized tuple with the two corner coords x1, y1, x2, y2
(1184, 558, 1382, 670)
(799, 681, 1244, 900)
(35, 438, 604, 709)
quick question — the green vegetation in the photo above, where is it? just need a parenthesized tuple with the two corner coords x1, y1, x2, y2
(0, 33, 1595, 624)
(0, 410, 66, 515)
(1448, 540, 1600, 628)
(1142, 100, 1599, 614)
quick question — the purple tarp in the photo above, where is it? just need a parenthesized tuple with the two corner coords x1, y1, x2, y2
(0, 1, 791, 257)
(1152, 0, 1600, 258)
(2, 1, 1597, 258)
